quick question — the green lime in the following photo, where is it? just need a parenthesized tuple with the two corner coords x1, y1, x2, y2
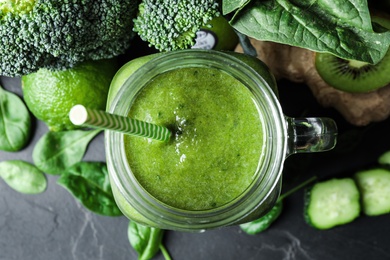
(193, 16, 239, 51)
(22, 59, 118, 131)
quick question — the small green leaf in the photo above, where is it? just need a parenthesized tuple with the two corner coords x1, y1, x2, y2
(240, 176, 316, 234)
(0, 160, 47, 194)
(128, 221, 165, 260)
(57, 161, 122, 216)
(33, 129, 101, 175)
(0, 86, 31, 151)
(240, 201, 283, 234)
(222, 0, 251, 15)
(229, 0, 390, 64)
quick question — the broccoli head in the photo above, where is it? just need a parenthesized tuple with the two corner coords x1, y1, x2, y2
(0, 0, 140, 77)
(133, 0, 220, 52)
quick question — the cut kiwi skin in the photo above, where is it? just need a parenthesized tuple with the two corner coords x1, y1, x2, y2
(315, 12, 390, 93)
(315, 51, 390, 93)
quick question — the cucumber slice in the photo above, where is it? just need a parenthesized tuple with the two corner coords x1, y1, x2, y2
(354, 168, 390, 216)
(378, 150, 390, 166)
(305, 178, 360, 230)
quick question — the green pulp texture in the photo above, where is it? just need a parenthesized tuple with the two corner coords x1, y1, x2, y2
(124, 67, 265, 211)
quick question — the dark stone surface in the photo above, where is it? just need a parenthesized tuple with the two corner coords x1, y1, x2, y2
(1, 53, 390, 260)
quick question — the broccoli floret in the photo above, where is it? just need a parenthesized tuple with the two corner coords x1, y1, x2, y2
(133, 0, 220, 52)
(0, 0, 140, 77)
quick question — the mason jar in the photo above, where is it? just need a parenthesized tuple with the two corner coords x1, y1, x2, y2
(105, 49, 337, 231)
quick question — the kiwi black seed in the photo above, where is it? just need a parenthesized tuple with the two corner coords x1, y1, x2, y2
(315, 50, 390, 93)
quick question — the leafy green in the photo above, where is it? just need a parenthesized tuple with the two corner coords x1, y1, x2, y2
(222, 0, 250, 15)
(57, 161, 122, 216)
(32, 129, 101, 175)
(240, 201, 283, 234)
(0, 160, 47, 194)
(225, 0, 390, 64)
(0, 86, 31, 151)
(128, 221, 171, 260)
(240, 176, 317, 234)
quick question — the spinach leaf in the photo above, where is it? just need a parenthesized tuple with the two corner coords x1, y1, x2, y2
(128, 221, 171, 260)
(0, 160, 47, 194)
(57, 161, 122, 216)
(240, 176, 317, 234)
(240, 201, 283, 234)
(33, 129, 101, 175)
(0, 86, 31, 151)
(222, 0, 250, 15)
(227, 0, 390, 64)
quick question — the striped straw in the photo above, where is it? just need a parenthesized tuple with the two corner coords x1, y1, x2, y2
(69, 104, 171, 141)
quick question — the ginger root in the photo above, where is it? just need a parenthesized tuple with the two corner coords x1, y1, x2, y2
(235, 39, 390, 126)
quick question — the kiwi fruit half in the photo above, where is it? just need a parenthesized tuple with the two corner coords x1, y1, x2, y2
(315, 12, 390, 93)
(315, 51, 390, 93)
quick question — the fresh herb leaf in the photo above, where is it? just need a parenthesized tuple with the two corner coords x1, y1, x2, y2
(227, 0, 390, 64)
(57, 161, 122, 216)
(240, 201, 283, 235)
(128, 221, 170, 260)
(222, 0, 251, 16)
(240, 176, 317, 234)
(32, 129, 101, 175)
(0, 160, 47, 194)
(0, 86, 31, 151)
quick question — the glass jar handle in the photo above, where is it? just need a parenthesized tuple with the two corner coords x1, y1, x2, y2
(286, 117, 337, 156)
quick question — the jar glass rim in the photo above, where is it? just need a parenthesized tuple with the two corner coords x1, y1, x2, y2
(105, 49, 287, 230)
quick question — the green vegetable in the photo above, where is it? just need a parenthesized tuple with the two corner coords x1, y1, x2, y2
(304, 178, 360, 230)
(0, 160, 46, 194)
(378, 150, 390, 166)
(57, 161, 122, 216)
(224, 0, 390, 64)
(354, 168, 390, 216)
(128, 221, 171, 260)
(0, 86, 31, 151)
(240, 201, 283, 235)
(0, 0, 140, 77)
(240, 176, 316, 234)
(133, 0, 220, 52)
(32, 129, 101, 175)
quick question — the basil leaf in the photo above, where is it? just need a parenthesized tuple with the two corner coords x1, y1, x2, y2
(57, 161, 122, 216)
(228, 0, 390, 64)
(128, 221, 165, 260)
(0, 86, 31, 151)
(33, 129, 101, 175)
(0, 160, 47, 194)
(240, 201, 283, 235)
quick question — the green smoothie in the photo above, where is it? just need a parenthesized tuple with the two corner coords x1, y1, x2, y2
(124, 67, 265, 211)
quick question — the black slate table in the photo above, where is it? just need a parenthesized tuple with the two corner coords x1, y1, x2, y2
(1, 46, 390, 260)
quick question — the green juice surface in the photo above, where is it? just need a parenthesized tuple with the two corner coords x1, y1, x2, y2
(124, 67, 265, 211)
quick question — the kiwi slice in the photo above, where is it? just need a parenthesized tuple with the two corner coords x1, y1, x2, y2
(315, 12, 390, 93)
(315, 51, 390, 93)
